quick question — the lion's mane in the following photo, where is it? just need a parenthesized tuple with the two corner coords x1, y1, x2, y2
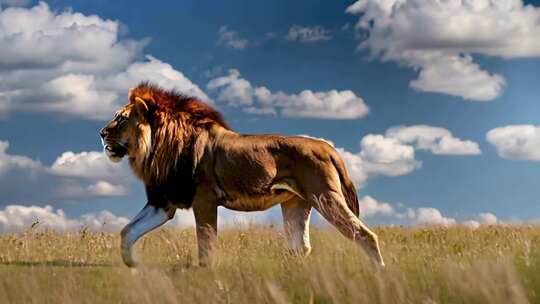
(128, 82, 230, 207)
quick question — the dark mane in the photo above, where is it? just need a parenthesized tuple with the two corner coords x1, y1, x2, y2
(130, 82, 231, 130)
(127, 82, 232, 208)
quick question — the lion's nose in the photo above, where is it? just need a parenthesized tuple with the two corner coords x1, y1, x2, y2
(99, 128, 108, 139)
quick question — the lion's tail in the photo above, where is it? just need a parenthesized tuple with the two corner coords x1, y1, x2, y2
(330, 154, 360, 217)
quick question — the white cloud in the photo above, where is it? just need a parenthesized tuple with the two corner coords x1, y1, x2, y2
(42, 74, 118, 119)
(300, 134, 419, 187)
(358, 134, 421, 176)
(346, 0, 540, 101)
(352, 195, 502, 228)
(106, 55, 210, 102)
(217, 26, 250, 49)
(358, 195, 395, 218)
(0, 204, 129, 233)
(207, 69, 369, 119)
(478, 212, 498, 225)
(486, 125, 540, 161)
(279, 90, 369, 119)
(387, 125, 481, 155)
(354, 195, 504, 228)
(79, 210, 130, 232)
(462, 212, 500, 228)
(0, 3, 207, 119)
(50, 150, 132, 198)
(301, 125, 477, 188)
(0, 140, 42, 175)
(167, 208, 271, 229)
(207, 69, 254, 106)
(51, 151, 130, 180)
(462, 220, 481, 229)
(335, 148, 369, 187)
(298, 134, 418, 186)
(408, 54, 505, 101)
(0, 3, 140, 72)
(86, 181, 128, 196)
(286, 25, 332, 42)
(0, 200, 496, 234)
(414, 207, 456, 226)
(218, 209, 271, 228)
(0, 140, 131, 203)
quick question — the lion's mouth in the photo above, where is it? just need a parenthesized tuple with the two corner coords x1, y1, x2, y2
(103, 142, 128, 162)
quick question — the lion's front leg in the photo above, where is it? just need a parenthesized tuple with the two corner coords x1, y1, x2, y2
(193, 201, 218, 267)
(120, 203, 174, 267)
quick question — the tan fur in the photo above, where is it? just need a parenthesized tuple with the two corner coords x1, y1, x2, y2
(101, 83, 384, 268)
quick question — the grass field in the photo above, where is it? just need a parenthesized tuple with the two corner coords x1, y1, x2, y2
(0, 225, 539, 303)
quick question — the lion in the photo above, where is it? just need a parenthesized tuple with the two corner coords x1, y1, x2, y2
(99, 83, 385, 268)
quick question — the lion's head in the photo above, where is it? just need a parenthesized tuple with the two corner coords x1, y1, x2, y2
(100, 82, 229, 187)
(99, 96, 150, 163)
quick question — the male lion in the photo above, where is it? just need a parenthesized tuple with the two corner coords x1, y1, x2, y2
(100, 83, 385, 268)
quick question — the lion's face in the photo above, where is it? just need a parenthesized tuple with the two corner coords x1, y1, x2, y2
(99, 103, 148, 163)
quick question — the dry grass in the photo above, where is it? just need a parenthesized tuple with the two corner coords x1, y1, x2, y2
(0, 225, 539, 303)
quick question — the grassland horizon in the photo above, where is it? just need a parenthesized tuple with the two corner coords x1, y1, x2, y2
(0, 225, 538, 303)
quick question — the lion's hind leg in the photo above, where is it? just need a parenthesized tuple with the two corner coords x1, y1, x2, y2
(281, 197, 312, 256)
(311, 191, 385, 268)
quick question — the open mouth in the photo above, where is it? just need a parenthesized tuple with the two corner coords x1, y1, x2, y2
(103, 143, 128, 161)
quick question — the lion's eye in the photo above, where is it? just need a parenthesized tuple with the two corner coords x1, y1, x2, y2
(116, 116, 128, 127)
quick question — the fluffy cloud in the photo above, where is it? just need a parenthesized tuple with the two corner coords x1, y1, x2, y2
(0, 200, 498, 233)
(286, 25, 332, 42)
(0, 3, 207, 119)
(300, 134, 420, 187)
(358, 134, 421, 176)
(478, 212, 499, 225)
(408, 54, 505, 101)
(387, 125, 481, 155)
(0, 204, 129, 233)
(413, 208, 456, 226)
(310, 125, 478, 187)
(0, 140, 131, 203)
(0, 140, 42, 175)
(356, 195, 503, 227)
(486, 125, 540, 161)
(50, 150, 131, 198)
(217, 26, 250, 49)
(335, 148, 369, 187)
(106, 55, 209, 102)
(0, 3, 138, 71)
(346, 0, 540, 101)
(85, 181, 128, 196)
(51, 151, 130, 180)
(358, 196, 395, 218)
(207, 69, 369, 119)
(463, 212, 499, 228)
(167, 209, 271, 229)
(0, 204, 275, 233)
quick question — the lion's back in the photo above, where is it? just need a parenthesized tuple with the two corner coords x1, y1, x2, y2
(212, 133, 342, 193)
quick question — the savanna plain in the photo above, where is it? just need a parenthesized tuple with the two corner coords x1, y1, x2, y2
(0, 225, 539, 303)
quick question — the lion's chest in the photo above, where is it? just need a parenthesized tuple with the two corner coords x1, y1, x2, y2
(220, 191, 295, 212)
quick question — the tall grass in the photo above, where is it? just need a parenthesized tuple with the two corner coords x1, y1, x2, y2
(0, 226, 538, 303)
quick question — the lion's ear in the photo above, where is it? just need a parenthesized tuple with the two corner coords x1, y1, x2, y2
(133, 97, 149, 116)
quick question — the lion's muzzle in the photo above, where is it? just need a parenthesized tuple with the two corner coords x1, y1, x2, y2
(99, 129, 128, 162)
(104, 144, 127, 161)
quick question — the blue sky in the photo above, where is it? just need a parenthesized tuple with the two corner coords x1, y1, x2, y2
(0, 0, 539, 231)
